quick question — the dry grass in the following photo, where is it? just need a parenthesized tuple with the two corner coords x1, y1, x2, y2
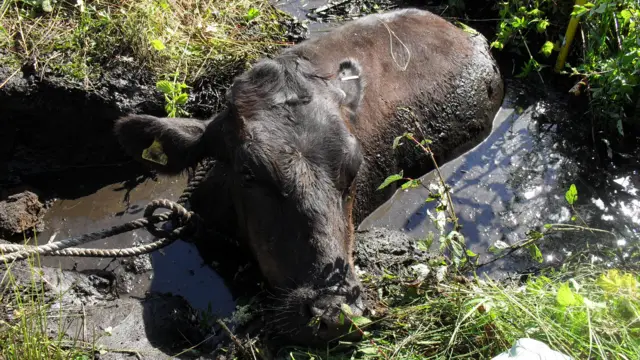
(0, 0, 301, 85)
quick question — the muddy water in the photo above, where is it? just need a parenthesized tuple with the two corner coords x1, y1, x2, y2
(274, 0, 343, 34)
(36, 174, 236, 316)
(359, 79, 640, 278)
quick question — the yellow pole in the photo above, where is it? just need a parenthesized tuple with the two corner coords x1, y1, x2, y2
(554, 0, 586, 73)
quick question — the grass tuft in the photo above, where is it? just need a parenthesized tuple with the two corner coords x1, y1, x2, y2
(284, 264, 640, 359)
(0, 234, 93, 360)
(0, 0, 301, 86)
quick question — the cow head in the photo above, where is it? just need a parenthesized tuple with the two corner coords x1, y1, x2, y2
(113, 54, 367, 344)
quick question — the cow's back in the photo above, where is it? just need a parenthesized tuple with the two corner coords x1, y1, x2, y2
(286, 8, 504, 223)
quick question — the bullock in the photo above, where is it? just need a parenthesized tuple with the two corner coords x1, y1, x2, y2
(113, 8, 504, 345)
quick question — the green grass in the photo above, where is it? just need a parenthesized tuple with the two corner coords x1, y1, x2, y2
(281, 264, 640, 360)
(0, 0, 298, 87)
(0, 236, 93, 360)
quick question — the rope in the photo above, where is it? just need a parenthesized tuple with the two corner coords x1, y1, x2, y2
(0, 159, 215, 263)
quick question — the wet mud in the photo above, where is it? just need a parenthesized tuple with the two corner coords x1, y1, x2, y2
(33, 174, 236, 317)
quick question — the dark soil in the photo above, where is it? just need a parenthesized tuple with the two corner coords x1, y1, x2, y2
(0, 190, 46, 237)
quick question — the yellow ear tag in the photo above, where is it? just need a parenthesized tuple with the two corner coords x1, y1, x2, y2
(141, 138, 168, 166)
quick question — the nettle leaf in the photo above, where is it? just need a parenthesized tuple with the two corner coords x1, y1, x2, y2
(392, 135, 404, 149)
(565, 184, 578, 205)
(536, 19, 550, 33)
(150, 39, 166, 51)
(489, 240, 509, 255)
(377, 171, 404, 190)
(340, 303, 354, 317)
(351, 316, 372, 327)
(401, 178, 421, 190)
(540, 41, 554, 57)
(175, 92, 189, 105)
(556, 283, 578, 306)
(528, 244, 543, 263)
(156, 80, 174, 94)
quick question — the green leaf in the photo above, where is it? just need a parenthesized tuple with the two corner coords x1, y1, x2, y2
(571, 215, 577, 221)
(358, 347, 378, 355)
(457, 21, 479, 35)
(617, 119, 624, 136)
(556, 283, 578, 306)
(418, 235, 433, 251)
(544, 224, 552, 229)
(489, 240, 509, 255)
(340, 303, 354, 316)
(401, 178, 421, 190)
(451, 240, 464, 258)
(156, 80, 174, 94)
(245, 7, 260, 22)
(351, 316, 372, 327)
(392, 135, 404, 149)
(536, 19, 550, 33)
(377, 171, 404, 190)
(540, 41, 554, 57)
(565, 184, 578, 205)
(597, 270, 638, 294)
(338, 312, 345, 326)
(620, 9, 632, 23)
(150, 39, 166, 51)
(175, 92, 188, 105)
(528, 244, 543, 263)
(527, 8, 542, 17)
(528, 230, 544, 240)
(466, 249, 477, 257)
(594, 3, 606, 14)
(41, 0, 53, 12)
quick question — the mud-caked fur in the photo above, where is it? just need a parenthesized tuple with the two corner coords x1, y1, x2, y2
(113, 8, 504, 346)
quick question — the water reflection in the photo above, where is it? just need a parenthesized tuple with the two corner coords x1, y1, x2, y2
(359, 79, 639, 278)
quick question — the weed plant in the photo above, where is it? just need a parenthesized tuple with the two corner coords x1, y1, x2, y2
(487, 0, 639, 136)
(0, 234, 93, 360)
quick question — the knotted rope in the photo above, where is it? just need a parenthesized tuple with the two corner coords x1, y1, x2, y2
(0, 159, 215, 263)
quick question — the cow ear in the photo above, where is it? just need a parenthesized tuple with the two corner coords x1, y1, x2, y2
(113, 114, 209, 174)
(336, 59, 364, 115)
